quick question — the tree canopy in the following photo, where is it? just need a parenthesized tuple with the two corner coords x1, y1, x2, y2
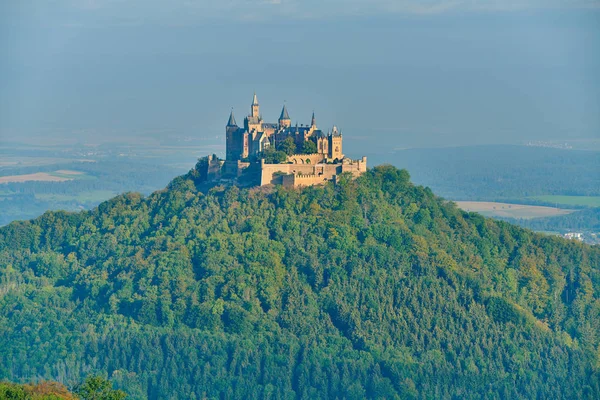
(0, 165, 599, 399)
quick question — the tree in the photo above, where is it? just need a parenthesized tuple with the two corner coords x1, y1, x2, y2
(279, 137, 297, 156)
(73, 376, 127, 400)
(301, 139, 317, 155)
(260, 147, 288, 164)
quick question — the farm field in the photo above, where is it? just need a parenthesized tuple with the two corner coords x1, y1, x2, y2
(36, 190, 118, 203)
(529, 195, 600, 207)
(0, 170, 91, 184)
(0, 157, 86, 167)
(0, 172, 73, 183)
(455, 201, 574, 219)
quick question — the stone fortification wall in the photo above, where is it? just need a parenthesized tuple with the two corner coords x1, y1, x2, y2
(213, 156, 365, 187)
(260, 159, 367, 187)
(291, 174, 330, 187)
(287, 154, 326, 165)
(223, 160, 251, 177)
(341, 156, 367, 175)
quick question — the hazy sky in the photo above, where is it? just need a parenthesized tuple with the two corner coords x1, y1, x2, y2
(1, 1, 599, 152)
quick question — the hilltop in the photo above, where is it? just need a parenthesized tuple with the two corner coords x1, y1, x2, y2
(0, 164, 599, 399)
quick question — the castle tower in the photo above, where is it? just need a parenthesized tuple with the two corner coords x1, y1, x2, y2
(245, 93, 263, 137)
(329, 125, 343, 160)
(279, 104, 291, 129)
(311, 112, 316, 128)
(226, 110, 241, 161)
(251, 93, 260, 118)
(316, 132, 328, 155)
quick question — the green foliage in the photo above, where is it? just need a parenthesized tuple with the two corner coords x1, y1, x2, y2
(279, 136, 297, 156)
(74, 376, 126, 400)
(0, 165, 599, 399)
(486, 297, 523, 324)
(0, 380, 77, 399)
(259, 147, 288, 164)
(300, 139, 317, 155)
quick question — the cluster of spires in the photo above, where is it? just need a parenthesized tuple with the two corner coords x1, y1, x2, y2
(226, 93, 317, 129)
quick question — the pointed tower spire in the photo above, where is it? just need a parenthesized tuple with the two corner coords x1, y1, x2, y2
(280, 104, 290, 120)
(250, 93, 260, 118)
(311, 111, 316, 127)
(227, 109, 237, 127)
(278, 102, 291, 128)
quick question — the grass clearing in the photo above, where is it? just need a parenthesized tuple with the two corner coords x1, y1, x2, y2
(528, 195, 600, 208)
(36, 190, 118, 203)
(455, 201, 574, 219)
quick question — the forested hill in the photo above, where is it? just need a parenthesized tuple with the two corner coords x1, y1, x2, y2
(1, 165, 599, 399)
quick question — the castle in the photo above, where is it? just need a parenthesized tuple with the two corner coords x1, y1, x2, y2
(203, 94, 367, 187)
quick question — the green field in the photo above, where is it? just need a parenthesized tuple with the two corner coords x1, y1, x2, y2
(48, 171, 95, 180)
(36, 190, 118, 203)
(529, 195, 600, 207)
(455, 201, 574, 219)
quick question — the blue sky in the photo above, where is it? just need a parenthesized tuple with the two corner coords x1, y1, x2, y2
(1, 1, 599, 151)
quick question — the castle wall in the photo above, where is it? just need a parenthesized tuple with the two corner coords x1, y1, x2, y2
(206, 156, 225, 180)
(260, 159, 363, 187)
(287, 154, 326, 165)
(223, 160, 251, 177)
(341, 156, 367, 175)
(291, 173, 330, 187)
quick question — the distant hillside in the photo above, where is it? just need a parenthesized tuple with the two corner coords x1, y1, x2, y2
(0, 165, 599, 399)
(366, 145, 600, 200)
(503, 207, 600, 233)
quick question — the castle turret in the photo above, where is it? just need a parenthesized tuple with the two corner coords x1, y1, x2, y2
(279, 104, 291, 128)
(311, 112, 316, 128)
(251, 93, 260, 118)
(245, 93, 263, 136)
(329, 125, 343, 160)
(226, 110, 242, 161)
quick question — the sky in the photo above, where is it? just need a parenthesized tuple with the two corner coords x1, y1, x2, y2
(1, 0, 599, 152)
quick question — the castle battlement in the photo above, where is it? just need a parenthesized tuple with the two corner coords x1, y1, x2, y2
(219, 94, 366, 187)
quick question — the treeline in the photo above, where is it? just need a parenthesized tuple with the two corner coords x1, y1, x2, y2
(502, 207, 600, 232)
(0, 376, 125, 399)
(0, 165, 599, 398)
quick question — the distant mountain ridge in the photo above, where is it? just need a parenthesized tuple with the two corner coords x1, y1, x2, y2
(0, 164, 598, 399)
(365, 145, 600, 200)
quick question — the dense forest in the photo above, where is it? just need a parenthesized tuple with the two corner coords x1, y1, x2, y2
(1, 165, 599, 399)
